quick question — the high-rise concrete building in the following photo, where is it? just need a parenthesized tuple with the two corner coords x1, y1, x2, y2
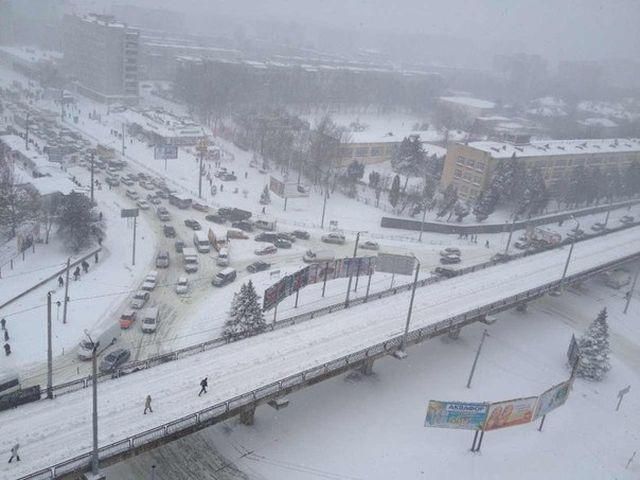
(62, 14, 139, 104)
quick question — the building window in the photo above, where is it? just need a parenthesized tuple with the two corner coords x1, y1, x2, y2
(370, 147, 383, 157)
(475, 160, 485, 172)
(355, 147, 369, 157)
(454, 168, 462, 179)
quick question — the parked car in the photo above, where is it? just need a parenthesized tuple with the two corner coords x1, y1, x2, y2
(212, 268, 237, 287)
(140, 307, 160, 333)
(99, 348, 131, 373)
(432, 267, 458, 278)
(156, 251, 170, 268)
(205, 214, 225, 224)
(255, 244, 277, 255)
(232, 220, 254, 232)
(247, 260, 270, 273)
(277, 232, 296, 243)
(291, 230, 310, 240)
(227, 228, 249, 239)
(119, 310, 137, 329)
(126, 189, 139, 200)
(254, 219, 276, 231)
(491, 253, 510, 263)
(141, 271, 158, 291)
(321, 232, 346, 245)
(184, 219, 201, 230)
(163, 225, 176, 238)
(620, 215, 635, 225)
(591, 222, 606, 232)
(174, 240, 185, 253)
(217, 207, 251, 222)
(175, 276, 189, 294)
(216, 248, 230, 267)
(130, 290, 150, 309)
(273, 238, 292, 249)
(137, 200, 150, 210)
(439, 247, 461, 257)
(192, 202, 209, 212)
(359, 241, 379, 251)
(440, 255, 462, 265)
(220, 172, 237, 181)
(514, 241, 529, 250)
(255, 232, 278, 243)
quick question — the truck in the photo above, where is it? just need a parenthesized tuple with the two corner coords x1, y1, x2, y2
(532, 227, 562, 246)
(182, 247, 199, 273)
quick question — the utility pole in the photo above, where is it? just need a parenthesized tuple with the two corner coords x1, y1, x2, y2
(345, 232, 362, 307)
(47, 292, 53, 399)
(197, 138, 207, 199)
(561, 218, 579, 289)
(397, 257, 421, 356)
(320, 188, 328, 229)
(62, 257, 70, 324)
(466, 329, 489, 388)
(121, 123, 126, 156)
(504, 217, 517, 254)
(623, 263, 640, 314)
(90, 154, 95, 204)
(132, 215, 137, 266)
(418, 205, 427, 242)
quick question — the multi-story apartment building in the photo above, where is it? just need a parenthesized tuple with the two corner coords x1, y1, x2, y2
(62, 14, 139, 104)
(441, 135, 640, 200)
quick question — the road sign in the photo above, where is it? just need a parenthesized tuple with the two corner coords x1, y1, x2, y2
(154, 145, 178, 160)
(618, 385, 631, 398)
(376, 253, 416, 275)
(120, 208, 139, 218)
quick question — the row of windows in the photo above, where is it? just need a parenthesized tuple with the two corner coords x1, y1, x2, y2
(340, 145, 391, 159)
(453, 168, 482, 186)
(456, 156, 486, 172)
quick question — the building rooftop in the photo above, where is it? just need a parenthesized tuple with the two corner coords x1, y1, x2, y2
(466, 138, 640, 159)
(440, 96, 496, 110)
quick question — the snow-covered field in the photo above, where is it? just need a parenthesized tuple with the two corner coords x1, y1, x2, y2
(1, 226, 639, 479)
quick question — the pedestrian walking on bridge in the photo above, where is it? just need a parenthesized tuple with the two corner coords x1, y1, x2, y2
(198, 377, 208, 396)
(7, 443, 20, 463)
(144, 395, 153, 414)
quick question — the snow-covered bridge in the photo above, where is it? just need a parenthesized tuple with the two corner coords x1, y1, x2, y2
(4, 226, 640, 480)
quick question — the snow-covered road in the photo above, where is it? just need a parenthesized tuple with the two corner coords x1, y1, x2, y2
(2, 225, 640, 480)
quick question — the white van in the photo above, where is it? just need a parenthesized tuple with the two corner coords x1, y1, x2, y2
(217, 248, 230, 267)
(303, 249, 335, 263)
(141, 307, 159, 333)
(182, 247, 199, 273)
(193, 231, 211, 253)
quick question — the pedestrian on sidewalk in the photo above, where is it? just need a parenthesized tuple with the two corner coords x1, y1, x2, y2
(4, 343, 10, 356)
(73, 266, 81, 281)
(81, 260, 89, 273)
(198, 377, 208, 396)
(485, 240, 490, 248)
(3, 329, 8, 342)
(1, 318, 6, 330)
(143, 394, 153, 414)
(94, 252, 99, 263)
(261, 206, 266, 214)
(57, 276, 64, 288)
(7, 443, 20, 463)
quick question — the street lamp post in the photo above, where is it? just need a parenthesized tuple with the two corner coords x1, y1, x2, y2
(504, 216, 517, 255)
(345, 232, 364, 307)
(397, 256, 421, 356)
(418, 205, 428, 242)
(561, 217, 580, 290)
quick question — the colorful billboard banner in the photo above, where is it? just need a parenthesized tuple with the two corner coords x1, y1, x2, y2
(483, 396, 538, 431)
(534, 381, 571, 419)
(424, 401, 489, 430)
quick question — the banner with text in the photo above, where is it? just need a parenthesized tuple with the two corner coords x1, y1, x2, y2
(424, 401, 489, 430)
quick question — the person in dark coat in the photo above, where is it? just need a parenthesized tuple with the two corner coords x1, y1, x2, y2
(58, 276, 64, 288)
(4, 343, 11, 356)
(144, 395, 153, 414)
(198, 377, 208, 396)
(81, 260, 89, 273)
(3, 330, 8, 342)
(73, 266, 81, 281)
(0, 318, 5, 330)
(8, 443, 20, 463)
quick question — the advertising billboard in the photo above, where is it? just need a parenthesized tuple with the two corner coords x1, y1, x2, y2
(154, 144, 178, 160)
(424, 401, 489, 430)
(269, 176, 309, 198)
(534, 381, 571, 419)
(483, 396, 538, 431)
(376, 253, 416, 275)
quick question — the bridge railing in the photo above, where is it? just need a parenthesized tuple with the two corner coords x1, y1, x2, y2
(42, 220, 638, 401)
(18, 247, 640, 480)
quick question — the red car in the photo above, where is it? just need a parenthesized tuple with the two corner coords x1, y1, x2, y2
(119, 309, 137, 329)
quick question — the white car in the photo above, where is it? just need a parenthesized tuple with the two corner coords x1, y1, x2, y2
(359, 241, 379, 251)
(141, 271, 158, 291)
(130, 290, 150, 309)
(439, 247, 461, 257)
(175, 276, 189, 294)
(137, 200, 150, 210)
(321, 232, 346, 245)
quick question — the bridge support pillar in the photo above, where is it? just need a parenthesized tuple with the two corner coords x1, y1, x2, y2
(240, 406, 256, 426)
(516, 302, 528, 313)
(448, 327, 461, 340)
(361, 358, 375, 376)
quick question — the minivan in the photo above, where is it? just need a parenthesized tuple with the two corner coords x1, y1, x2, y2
(212, 268, 237, 287)
(141, 307, 160, 333)
(193, 232, 211, 253)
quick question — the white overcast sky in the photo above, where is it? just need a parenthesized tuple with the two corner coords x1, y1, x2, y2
(98, 0, 640, 62)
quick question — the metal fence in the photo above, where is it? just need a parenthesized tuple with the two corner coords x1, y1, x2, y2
(19, 246, 640, 480)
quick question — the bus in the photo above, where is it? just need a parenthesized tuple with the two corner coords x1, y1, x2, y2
(169, 193, 192, 209)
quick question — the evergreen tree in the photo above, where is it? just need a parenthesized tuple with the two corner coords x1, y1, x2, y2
(260, 185, 271, 205)
(473, 187, 499, 221)
(368, 170, 380, 189)
(388, 174, 401, 208)
(391, 135, 425, 192)
(576, 308, 611, 381)
(224, 281, 266, 340)
(346, 160, 365, 182)
(57, 192, 103, 253)
(0, 160, 41, 238)
(453, 201, 470, 222)
(436, 184, 458, 218)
